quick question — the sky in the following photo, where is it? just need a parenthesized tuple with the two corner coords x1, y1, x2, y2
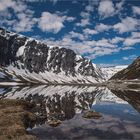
(0, 0, 140, 66)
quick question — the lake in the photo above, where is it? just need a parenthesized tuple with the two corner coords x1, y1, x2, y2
(0, 85, 140, 140)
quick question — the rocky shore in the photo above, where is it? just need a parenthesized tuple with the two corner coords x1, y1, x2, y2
(0, 99, 38, 140)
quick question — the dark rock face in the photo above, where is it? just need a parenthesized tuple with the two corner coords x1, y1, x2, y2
(0, 28, 23, 66)
(0, 28, 104, 84)
(110, 56, 140, 80)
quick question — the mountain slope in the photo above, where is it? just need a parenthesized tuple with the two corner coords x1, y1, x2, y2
(0, 28, 104, 84)
(110, 56, 140, 80)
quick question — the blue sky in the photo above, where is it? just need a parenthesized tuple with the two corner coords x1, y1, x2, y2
(0, 0, 140, 66)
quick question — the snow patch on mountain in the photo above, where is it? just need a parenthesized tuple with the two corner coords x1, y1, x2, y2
(101, 65, 128, 80)
(16, 39, 28, 57)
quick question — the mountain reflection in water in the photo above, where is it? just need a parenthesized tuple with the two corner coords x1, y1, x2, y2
(0, 85, 140, 140)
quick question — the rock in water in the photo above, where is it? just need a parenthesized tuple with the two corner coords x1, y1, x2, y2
(83, 110, 102, 119)
(47, 119, 61, 127)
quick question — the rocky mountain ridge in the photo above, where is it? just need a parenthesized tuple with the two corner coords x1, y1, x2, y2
(0, 28, 104, 84)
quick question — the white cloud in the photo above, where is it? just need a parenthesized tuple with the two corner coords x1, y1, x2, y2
(115, 0, 125, 14)
(38, 11, 75, 33)
(113, 17, 140, 33)
(95, 23, 111, 32)
(122, 46, 135, 50)
(122, 32, 140, 49)
(68, 31, 86, 40)
(123, 38, 140, 46)
(84, 0, 99, 13)
(0, 0, 37, 32)
(98, 0, 115, 18)
(76, 18, 90, 27)
(83, 28, 98, 35)
(65, 16, 75, 22)
(80, 11, 90, 19)
(132, 6, 140, 15)
(0, 0, 15, 11)
(131, 32, 140, 38)
(88, 47, 119, 59)
(98, 0, 124, 19)
(76, 1, 95, 27)
(116, 33, 140, 50)
(95, 39, 116, 48)
(110, 37, 124, 44)
(38, 12, 64, 33)
(123, 55, 137, 60)
(85, 5, 94, 12)
(115, 1, 124, 9)
(13, 12, 38, 32)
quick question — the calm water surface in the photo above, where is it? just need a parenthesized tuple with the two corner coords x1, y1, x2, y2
(0, 85, 140, 140)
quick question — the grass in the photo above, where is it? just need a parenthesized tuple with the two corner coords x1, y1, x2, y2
(0, 99, 37, 140)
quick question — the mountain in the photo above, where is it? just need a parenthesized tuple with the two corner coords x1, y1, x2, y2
(110, 57, 140, 80)
(0, 28, 104, 84)
(101, 65, 127, 80)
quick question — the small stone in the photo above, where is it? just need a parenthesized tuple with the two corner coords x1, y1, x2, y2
(47, 119, 61, 127)
(83, 110, 102, 119)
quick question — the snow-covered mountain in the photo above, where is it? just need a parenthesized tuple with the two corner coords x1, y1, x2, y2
(101, 65, 128, 80)
(0, 28, 104, 84)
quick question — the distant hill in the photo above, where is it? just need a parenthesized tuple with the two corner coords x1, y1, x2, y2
(110, 56, 140, 80)
(101, 65, 127, 80)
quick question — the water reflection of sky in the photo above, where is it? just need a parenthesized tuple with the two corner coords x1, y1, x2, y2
(0, 86, 140, 139)
(93, 104, 140, 122)
(30, 113, 140, 139)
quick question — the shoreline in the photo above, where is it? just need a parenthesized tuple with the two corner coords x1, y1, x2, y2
(0, 99, 37, 140)
(0, 80, 140, 90)
(0, 81, 107, 87)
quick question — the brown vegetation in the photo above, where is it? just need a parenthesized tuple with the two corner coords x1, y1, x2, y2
(0, 99, 37, 140)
